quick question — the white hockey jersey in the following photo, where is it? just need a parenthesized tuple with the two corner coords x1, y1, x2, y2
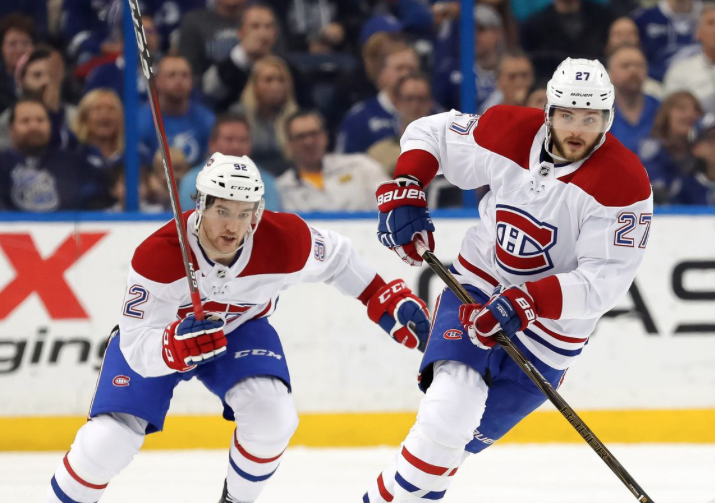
(397, 105, 653, 370)
(119, 210, 380, 377)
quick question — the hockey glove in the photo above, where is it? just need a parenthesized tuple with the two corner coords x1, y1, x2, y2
(162, 313, 227, 372)
(458, 285, 536, 349)
(376, 177, 435, 266)
(367, 279, 431, 351)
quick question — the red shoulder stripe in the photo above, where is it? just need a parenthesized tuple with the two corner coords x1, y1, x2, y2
(239, 212, 313, 277)
(131, 211, 194, 284)
(473, 105, 543, 170)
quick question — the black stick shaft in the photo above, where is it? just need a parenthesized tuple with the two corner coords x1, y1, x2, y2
(126, 0, 203, 319)
(415, 242, 654, 502)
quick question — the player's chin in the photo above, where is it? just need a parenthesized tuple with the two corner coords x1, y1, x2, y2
(217, 235, 238, 250)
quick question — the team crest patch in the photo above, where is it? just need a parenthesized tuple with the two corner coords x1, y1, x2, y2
(443, 329, 463, 340)
(495, 204, 557, 275)
(113, 375, 130, 387)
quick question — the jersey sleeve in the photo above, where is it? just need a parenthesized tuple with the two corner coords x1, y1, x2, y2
(398, 110, 491, 190)
(526, 195, 654, 320)
(117, 267, 185, 378)
(294, 226, 379, 298)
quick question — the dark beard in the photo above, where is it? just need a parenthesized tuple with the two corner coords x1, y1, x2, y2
(15, 137, 49, 157)
(551, 133, 601, 162)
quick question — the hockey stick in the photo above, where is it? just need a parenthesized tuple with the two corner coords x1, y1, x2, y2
(413, 237, 654, 503)
(126, 0, 203, 320)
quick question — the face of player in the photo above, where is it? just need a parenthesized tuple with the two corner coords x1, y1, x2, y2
(87, 93, 122, 142)
(254, 64, 289, 109)
(156, 57, 192, 102)
(199, 199, 256, 259)
(10, 101, 51, 154)
(549, 107, 607, 162)
(2, 29, 32, 73)
(210, 122, 251, 157)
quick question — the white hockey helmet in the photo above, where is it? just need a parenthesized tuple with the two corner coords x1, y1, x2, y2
(194, 152, 265, 233)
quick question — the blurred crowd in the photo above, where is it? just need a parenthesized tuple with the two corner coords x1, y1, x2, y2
(0, 0, 714, 213)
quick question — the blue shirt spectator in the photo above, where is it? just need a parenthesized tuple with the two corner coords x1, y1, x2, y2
(672, 171, 715, 204)
(0, 99, 109, 211)
(336, 45, 419, 153)
(138, 55, 215, 166)
(632, 0, 700, 82)
(612, 95, 661, 153)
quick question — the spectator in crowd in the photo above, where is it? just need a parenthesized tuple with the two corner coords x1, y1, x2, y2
(479, 52, 534, 113)
(202, 3, 279, 109)
(0, 14, 35, 115)
(433, 4, 504, 112)
(664, 3, 715, 114)
(0, 99, 110, 211)
(525, 84, 548, 110)
(270, 0, 368, 54)
(84, 15, 161, 102)
(632, 0, 701, 82)
(608, 44, 661, 154)
(328, 31, 405, 131)
(605, 16, 641, 53)
(605, 16, 664, 98)
(639, 90, 702, 203)
(368, 74, 433, 176)
(106, 163, 165, 212)
(336, 44, 419, 154)
(673, 112, 715, 204)
(276, 110, 386, 212)
(0, 0, 48, 35)
(145, 147, 190, 210)
(0, 45, 76, 151)
(138, 55, 215, 167)
(61, 0, 123, 65)
(232, 55, 298, 176)
(179, 112, 282, 211)
(521, 0, 614, 82)
(177, 0, 247, 85)
(72, 88, 146, 172)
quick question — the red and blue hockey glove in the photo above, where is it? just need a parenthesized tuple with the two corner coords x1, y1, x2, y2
(367, 279, 431, 351)
(458, 285, 536, 350)
(162, 313, 227, 372)
(376, 177, 435, 266)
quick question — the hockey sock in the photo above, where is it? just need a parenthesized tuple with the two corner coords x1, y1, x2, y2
(225, 429, 284, 502)
(46, 413, 146, 503)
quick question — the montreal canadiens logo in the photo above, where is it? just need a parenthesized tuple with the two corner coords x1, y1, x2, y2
(443, 329, 463, 340)
(495, 204, 557, 275)
(112, 375, 130, 387)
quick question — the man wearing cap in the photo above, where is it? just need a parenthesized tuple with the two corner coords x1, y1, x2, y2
(674, 112, 715, 204)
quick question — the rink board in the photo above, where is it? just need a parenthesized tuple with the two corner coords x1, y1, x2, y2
(0, 213, 714, 449)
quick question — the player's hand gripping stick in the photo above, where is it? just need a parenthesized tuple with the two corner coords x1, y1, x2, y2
(162, 314, 227, 372)
(411, 235, 655, 503)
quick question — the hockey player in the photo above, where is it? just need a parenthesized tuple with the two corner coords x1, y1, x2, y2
(364, 58, 653, 502)
(45, 153, 431, 503)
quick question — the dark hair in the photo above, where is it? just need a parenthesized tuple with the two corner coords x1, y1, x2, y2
(9, 97, 47, 125)
(0, 13, 35, 45)
(496, 50, 531, 76)
(19, 45, 53, 80)
(210, 112, 251, 142)
(239, 2, 277, 29)
(605, 43, 645, 69)
(284, 109, 326, 138)
(394, 73, 431, 99)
